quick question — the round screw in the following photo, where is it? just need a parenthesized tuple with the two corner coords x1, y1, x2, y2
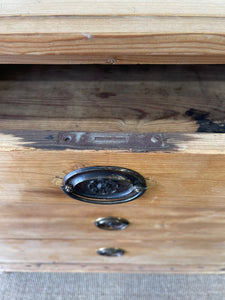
(133, 186, 142, 193)
(151, 136, 161, 144)
(64, 184, 73, 193)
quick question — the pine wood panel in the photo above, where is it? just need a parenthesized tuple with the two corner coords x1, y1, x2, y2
(0, 239, 224, 272)
(0, 149, 225, 272)
(1, 204, 224, 240)
(0, 1, 225, 64)
(0, 65, 225, 133)
(0, 262, 222, 273)
(1, 1, 225, 17)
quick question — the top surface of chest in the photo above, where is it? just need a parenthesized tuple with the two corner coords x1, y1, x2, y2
(1, 0, 225, 64)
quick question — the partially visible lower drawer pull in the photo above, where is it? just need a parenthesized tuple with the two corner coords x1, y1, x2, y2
(97, 248, 125, 257)
(95, 217, 129, 230)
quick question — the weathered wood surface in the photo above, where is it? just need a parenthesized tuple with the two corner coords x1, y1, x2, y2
(0, 65, 225, 133)
(0, 64, 224, 272)
(0, 1, 225, 64)
(0, 150, 225, 272)
(0, 131, 225, 154)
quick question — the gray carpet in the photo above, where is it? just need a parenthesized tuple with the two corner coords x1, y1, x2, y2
(0, 273, 224, 300)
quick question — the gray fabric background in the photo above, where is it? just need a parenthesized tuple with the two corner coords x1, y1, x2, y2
(0, 273, 224, 300)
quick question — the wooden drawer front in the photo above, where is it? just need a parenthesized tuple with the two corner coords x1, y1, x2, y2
(0, 65, 225, 273)
(0, 150, 225, 272)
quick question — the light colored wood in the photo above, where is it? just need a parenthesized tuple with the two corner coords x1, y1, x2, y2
(0, 150, 225, 272)
(0, 65, 225, 133)
(1, 204, 225, 240)
(0, 239, 224, 272)
(1, 1, 225, 17)
(2, 16, 225, 34)
(0, 263, 223, 273)
(2, 55, 225, 65)
(0, 1, 225, 63)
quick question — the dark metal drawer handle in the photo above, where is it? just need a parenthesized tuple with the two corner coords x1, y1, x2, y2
(62, 166, 146, 205)
(97, 248, 125, 257)
(95, 217, 129, 230)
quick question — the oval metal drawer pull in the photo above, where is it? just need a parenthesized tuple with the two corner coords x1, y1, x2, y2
(95, 217, 129, 230)
(62, 166, 146, 205)
(97, 248, 125, 257)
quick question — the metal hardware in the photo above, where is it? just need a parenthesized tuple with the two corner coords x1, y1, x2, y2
(58, 132, 165, 152)
(97, 248, 125, 257)
(62, 166, 147, 205)
(95, 217, 129, 230)
(88, 179, 119, 195)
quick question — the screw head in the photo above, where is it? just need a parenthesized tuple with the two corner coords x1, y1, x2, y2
(64, 184, 73, 193)
(133, 186, 142, 193)
(151, 136, 161, 144)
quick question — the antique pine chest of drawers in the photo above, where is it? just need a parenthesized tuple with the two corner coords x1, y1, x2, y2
(0, 1, 225, 273)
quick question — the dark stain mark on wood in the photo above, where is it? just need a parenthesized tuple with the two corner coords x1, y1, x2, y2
(45, 135, 54, 140)
(185, 108, 209, 120)
(0, 130, 190, 152)
(36, 263, 42, 267)
(185, 108, 225, 133)
(197, 120, 225, 133)
(175, 86, 183, 91)
(95, 92, 116, 99)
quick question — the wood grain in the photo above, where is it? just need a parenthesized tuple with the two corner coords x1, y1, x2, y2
(1, 204, 225, 240)
(0, 65, 225, 133)
(0, 263, 223, 273)
(0, 150, 225, 272)
(1, 1, 225, 17)
(0, 239, 224, 271)
(0, 1, 225, 63)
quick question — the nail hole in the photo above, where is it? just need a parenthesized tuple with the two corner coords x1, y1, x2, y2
(64, 135, 72, 142)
